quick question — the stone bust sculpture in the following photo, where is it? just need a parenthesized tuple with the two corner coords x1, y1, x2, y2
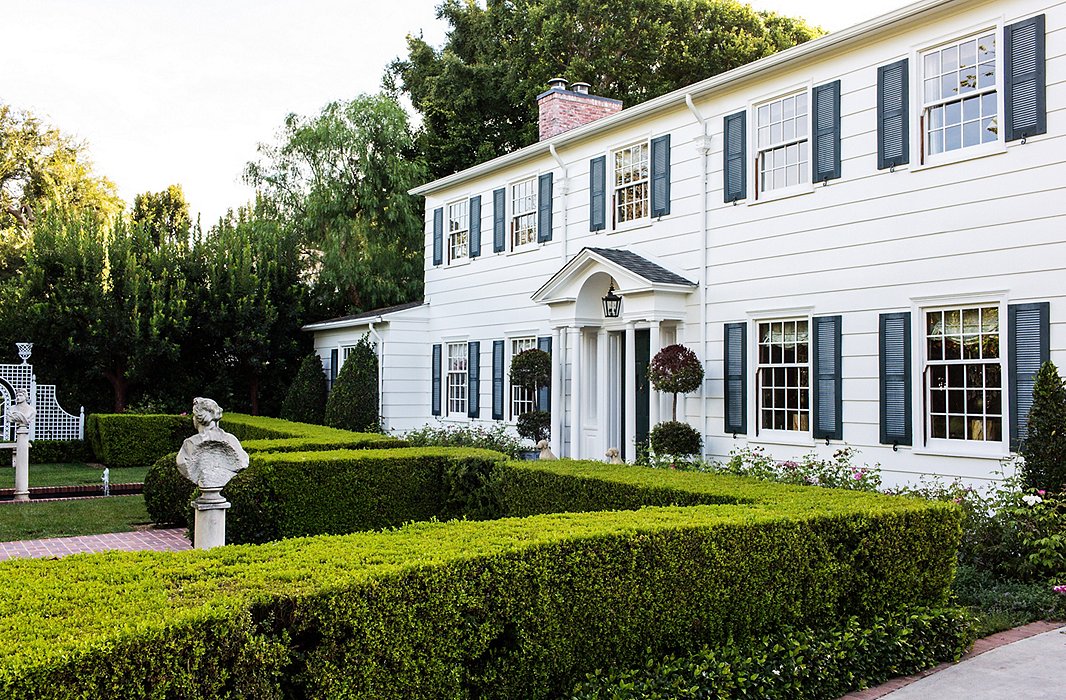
(9, 389, 35, 429)
(176, 397, 248, 490)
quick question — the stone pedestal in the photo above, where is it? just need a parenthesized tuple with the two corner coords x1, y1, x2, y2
(13, 426, 29, 502)
(193, 487, 231, 550)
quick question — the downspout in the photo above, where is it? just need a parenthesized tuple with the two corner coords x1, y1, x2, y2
(685, 94, 711, 457)
(367, 319, 384, 429)
(548, 144, 569, 264)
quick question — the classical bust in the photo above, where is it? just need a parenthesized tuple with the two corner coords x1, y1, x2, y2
(9, 389, 35, 429)
(176, 397, 248, 489)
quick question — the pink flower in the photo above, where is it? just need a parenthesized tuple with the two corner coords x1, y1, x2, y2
(1037, 490, 1046, 496)
(1054, 585, 1066, 595)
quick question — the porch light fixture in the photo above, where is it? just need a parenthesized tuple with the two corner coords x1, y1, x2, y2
(601, 283, 622, 318)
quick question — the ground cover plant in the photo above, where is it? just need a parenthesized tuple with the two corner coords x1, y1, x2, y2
(0, 495, 150, 541)
(0, 463, 147, 489)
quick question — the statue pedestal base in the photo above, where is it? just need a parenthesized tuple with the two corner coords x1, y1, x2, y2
(13, 427, 29, 502)
(193, 488, 230, 550)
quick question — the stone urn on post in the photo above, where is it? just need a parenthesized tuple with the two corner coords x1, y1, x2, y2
(176, 397, 249, 550)
(10, 389, 35, 502)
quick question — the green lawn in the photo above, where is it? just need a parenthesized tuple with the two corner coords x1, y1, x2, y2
(0, 463, 148, 489)
(0, 495, 152, 541)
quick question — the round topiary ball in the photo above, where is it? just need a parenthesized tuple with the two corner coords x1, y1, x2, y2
(650, 421, 703, 457)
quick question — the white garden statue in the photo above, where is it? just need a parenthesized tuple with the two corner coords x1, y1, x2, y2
(605, 447, 623, 465)
(537, 439, 557, 460)
(176, 397, 249, 549)
(10, 389, 34, 501)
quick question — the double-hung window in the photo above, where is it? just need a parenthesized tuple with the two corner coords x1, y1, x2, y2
(510, 178, 537, 249)
(447, 200, 469, 264)
(612, 142, 650, 225)
(446, 342, 468, 417)
(509, 337, 537, 419)
(757, 319, 810, 433)
(921, 32, 998, 159)
(756, 92, 809, 194)
(924, 305, 1003, 443)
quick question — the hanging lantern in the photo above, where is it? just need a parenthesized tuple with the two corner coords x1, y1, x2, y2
(601, 284, 622, 318)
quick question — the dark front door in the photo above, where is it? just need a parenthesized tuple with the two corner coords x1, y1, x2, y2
(635, 329, 650, 452)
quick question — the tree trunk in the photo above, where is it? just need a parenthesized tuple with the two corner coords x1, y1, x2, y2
(103, 369, 129, 413)
(672, 393, 678, 422)
(249, 374, 260, 416)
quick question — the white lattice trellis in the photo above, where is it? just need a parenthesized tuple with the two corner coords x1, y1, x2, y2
(0, 343, 84, 442)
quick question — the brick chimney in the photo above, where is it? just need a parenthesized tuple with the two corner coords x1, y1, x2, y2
(537, 78, 623, 140)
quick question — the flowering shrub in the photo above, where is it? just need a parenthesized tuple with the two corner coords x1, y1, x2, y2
(720, 445, 882, 491)
(403, 421, 526, 459)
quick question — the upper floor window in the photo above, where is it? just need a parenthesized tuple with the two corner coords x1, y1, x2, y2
(446, 342, 468, 417)
(511, 178, 537, 249)
(613, 142, 649, 225)
(447, 200, 469, 263)
(756, 92, 809, 194)
(921, 32, 998, 158)
(757, 319, 810, 433)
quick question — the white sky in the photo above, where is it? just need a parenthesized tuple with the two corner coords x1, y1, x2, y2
(2, 0, 912, 225)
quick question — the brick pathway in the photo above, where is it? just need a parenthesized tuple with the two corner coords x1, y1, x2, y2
(0, 528, 191, 561)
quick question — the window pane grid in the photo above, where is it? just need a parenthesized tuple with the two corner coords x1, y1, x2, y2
(447, 200, 469, 263)
(756, 92, 808, 193)
(757, 320, 810, 432)
(447, 342, 468, 416)
(613, 143, 649, 224)
(923, 33, 998, 156)
(510, 338, 537, 419)
(926, 306, 1002, 441)
(511, 179, 536, 248)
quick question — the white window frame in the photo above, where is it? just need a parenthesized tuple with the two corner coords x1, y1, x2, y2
(753, 317, 812, 440)
(446, 199, 469, 265)
(750, 88, 812, 201)
(508, 336, 538, 421)
(509, 177, 537, 251)
(446, 341, 468, 418)
(611, 140, 651, 229)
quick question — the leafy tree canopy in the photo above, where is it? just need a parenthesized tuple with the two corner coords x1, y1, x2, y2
(390, 0, 823, 178)
(648, 344, 704, 421)
(132, 184, 193, 246)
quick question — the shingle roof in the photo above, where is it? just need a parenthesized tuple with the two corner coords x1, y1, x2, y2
(302, 300, 425, 330)
(585, 248, 696, 286)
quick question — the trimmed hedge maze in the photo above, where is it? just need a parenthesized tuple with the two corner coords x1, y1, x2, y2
(6, 415, 963, 699)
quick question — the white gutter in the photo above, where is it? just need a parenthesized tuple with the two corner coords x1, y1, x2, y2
(548, 143, 569, 265)
(410, 0, 955, 196)
(684, 94, 712, 458)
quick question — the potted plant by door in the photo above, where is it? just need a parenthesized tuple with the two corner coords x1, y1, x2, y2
(510, 348, 551, 459)
(647, 344, 705, 460)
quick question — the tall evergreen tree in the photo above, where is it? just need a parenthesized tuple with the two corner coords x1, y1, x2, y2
(1021, 361, 1066, 493)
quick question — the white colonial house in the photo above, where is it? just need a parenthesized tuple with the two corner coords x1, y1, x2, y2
(306, 0, 1064, 487)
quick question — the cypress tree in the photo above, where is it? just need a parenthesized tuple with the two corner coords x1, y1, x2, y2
(280, 353, 328, 425)
(1020, 361, 1066, 493)
(324, 336, 379, 432)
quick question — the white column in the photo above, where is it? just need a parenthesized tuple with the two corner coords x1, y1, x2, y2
(550, 327, 565, 458)
(597, 328, 609, 459)
(624, 322, 637, 462)
(568, 326, 583, 459)
(649, 321, 662, 428)
(13, 426, 29, 502)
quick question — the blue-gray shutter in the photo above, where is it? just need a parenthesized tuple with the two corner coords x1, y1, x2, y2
(879, 313, 911, 446)
(537, 336, 552, 410)
(432, 207, 443, 266)
(589, 155, 606, 232)
(812, 315, 843, 441)
(329, 349, 338, 391)
(537, 173, 553, 242)
(1004, 15, 1047, 142)
(650, 134, 671, 217)
(812, 81, 841, 183)
(877, 59, 909, 170)
(724, 322, 747, 435)
(1008, 302, 1050, 451)
(431, 344, 442, 416)
(492, 340, 505, 420)
(492, 187, 506, 253)
(468, 341, 481, 418)
(469, 195, 482, 258)
(723, 111, 747, 203)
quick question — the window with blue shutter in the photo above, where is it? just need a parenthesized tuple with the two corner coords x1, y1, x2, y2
(469, 195, 481, 258)
(468, 341, 481, 418)
(1004, 15, 1046, 142)
(431, 344, 442, 416)
(1009, 302, 1050, 450)
(877, 60, 909, 169)
(650, 134, 671, 217)
(812, 315, 843, 441)
(723, 111, 746, 203)
(589, 156, 606, 232)
(812, 81, 841, 182)
(492, 188, 506, 253)
(537, 173, 553, 243)
(537, 336, 552, 410)
(492, 340, 505, 420)
(724, 323, 747, 435)
(879, 313, 912, 446)
(432, 207, 443, 266)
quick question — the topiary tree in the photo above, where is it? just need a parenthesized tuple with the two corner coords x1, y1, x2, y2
(510, 348, 551, 443)
(1020, 360, 1066, 493)
(325, 335, 379, 432)
(280, 353, 328, 425)
(650, 421, 703, 457)
(648, 344, 705, 421)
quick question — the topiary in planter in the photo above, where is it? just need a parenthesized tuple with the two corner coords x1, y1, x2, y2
(143, 452, 196, 526)
(648, 344, 704, 421)
(509, 349, 551, 410)
(517, 411, 551, 444)
(281, 353, 328, 425)
(650, 421, 702, 456)
(1021, 360, 1066, 493)
(325, 335, 379, 432)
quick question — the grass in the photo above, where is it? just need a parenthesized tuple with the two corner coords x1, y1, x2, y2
(0, 463, 148, 489)
(0, 495, 152, 541)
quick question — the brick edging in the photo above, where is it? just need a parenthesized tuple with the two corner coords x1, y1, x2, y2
(837, 620, 1066, 699)
(0, 483, 143, 502)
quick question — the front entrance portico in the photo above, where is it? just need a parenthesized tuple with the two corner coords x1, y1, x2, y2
(532, 248, 697, 461)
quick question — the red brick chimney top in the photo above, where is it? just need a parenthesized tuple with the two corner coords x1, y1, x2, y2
(537, 79, 622, 141)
